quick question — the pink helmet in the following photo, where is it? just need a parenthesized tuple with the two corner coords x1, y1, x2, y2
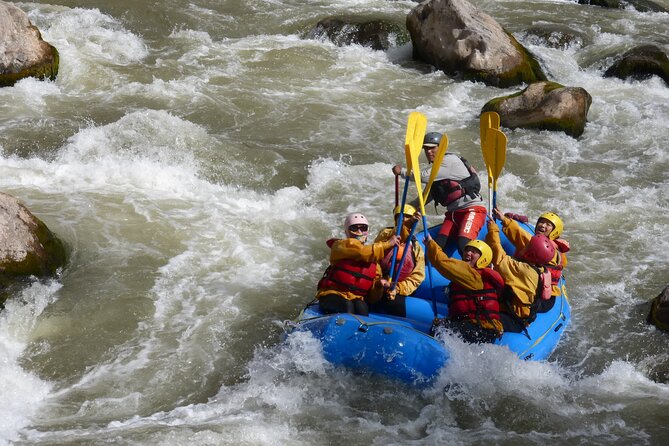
(521, 234, 555, 265)
(344, 212, 369, 234)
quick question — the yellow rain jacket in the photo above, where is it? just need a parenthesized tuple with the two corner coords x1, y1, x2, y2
(486, 223, 540, 320)
(316, 237, 394, 302)
(368, 226, 425, 301)
(426, 239, 503, 333)
(499, 215, 568, 296)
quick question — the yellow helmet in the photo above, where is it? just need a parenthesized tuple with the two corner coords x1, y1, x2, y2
(537, 212, 563, 240)
(464, 239, 493, 269)
(393, 204, 417, 217)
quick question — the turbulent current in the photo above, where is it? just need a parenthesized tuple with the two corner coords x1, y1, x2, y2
(1, 0, 668, 444)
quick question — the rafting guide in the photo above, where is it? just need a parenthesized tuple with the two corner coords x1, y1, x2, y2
(392, 132, 486, 255)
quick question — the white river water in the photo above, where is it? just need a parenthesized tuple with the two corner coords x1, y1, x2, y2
(1, 0, 668, 444)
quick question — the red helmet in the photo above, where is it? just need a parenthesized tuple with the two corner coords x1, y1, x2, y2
(521, 234, 555, 265)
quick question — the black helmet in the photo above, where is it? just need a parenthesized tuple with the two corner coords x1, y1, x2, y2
(423, 132, 442, 147)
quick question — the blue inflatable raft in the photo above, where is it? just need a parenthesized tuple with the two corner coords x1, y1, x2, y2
(285, 220, 571, 385)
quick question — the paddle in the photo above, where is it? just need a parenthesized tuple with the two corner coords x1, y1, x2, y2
(405, 121, 438, 316)
(480, 112, 503, 213)
(480, 111, 500, 144)
(389, 112, 427, 284)
(486, 127, 507, 212)
(423, 132, 448, 200)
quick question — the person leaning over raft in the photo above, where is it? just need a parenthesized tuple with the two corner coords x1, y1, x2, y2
(425, 233, 505, 343)
(316, 212, 399, 316)
(392, 131, 487, 255)
(493, 208, 570, 297)
(485, 218, 556, 333)
(367, 204, 425, 317)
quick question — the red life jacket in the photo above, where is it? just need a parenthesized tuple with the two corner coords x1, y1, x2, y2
(380, 242, 415, 282)
(448, 268, 504, 322)
(545, 239, 568, 288)
(554, 238, 570, 253)
(317, 239, 377, 297)
(538, 268, 552, 300)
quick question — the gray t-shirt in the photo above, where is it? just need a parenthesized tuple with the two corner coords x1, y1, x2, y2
(402, 153, 484, 212)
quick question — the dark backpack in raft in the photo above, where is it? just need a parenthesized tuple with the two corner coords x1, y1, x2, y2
(431, 156, 481, 206)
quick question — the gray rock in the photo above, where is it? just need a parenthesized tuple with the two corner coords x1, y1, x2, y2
(648, 285, 669, 331)
(0, 191, 67, 305)
(578, 0, 668, 13)
(517, 25, 586, 51)
(305, 17, 409, 51)
(604, 45, 669, 87)
(406, 0, 546, 87)
(481, 81, 592, 138)
(0, 0, 59, 87)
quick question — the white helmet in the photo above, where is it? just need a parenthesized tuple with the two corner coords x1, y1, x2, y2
(344, 212, 369, 238)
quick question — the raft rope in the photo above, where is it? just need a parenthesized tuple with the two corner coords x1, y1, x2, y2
(517, 287, 568, 358)
(283, 307, 437, 339)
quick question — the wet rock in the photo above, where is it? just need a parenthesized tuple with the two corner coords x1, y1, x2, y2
(577, 0, 668, 13)
(305, 17, 409, 51)
(481, 81, 592, 138)
(648, 285, 669, 331)
(0, 191, 67, 305)
(406, 0, 546, 87)
(517, 25, 586, 51)
(0, 0, 59, 87)
(603, 45, 669, 87)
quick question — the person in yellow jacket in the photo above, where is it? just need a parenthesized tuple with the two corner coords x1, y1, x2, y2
(316, 212, 399, 316)
(485, 218, 555, 333)
(425, 235, 505, 343)
(367, 204, 425, 316)
(492, 208, 569, 297)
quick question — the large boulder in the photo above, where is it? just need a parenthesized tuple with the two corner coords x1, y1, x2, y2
(481, 81, 592, 138)
(305, 16, 410, 51)
(406, 0, 546, 87)
(648, 285, 669, 331)
(604, 45, 669, 87)
(0, 192, 67, 305)
(0, 0, 59, 87)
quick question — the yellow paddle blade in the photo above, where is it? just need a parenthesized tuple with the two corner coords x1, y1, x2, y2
(405, 112, 422, 148)
(480, 111, 500, 188)
(409, 149, 427, 214)
(412, 113, 427, 154)
(404, 112, 427, 173)
(479, 111, 500, 145)
(408, 113, 427, 171)
(399, 111, 428, 213)
(423, 133, 448, 199)
(481, 133, 495, 189)
(487, 127, 507, 189)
